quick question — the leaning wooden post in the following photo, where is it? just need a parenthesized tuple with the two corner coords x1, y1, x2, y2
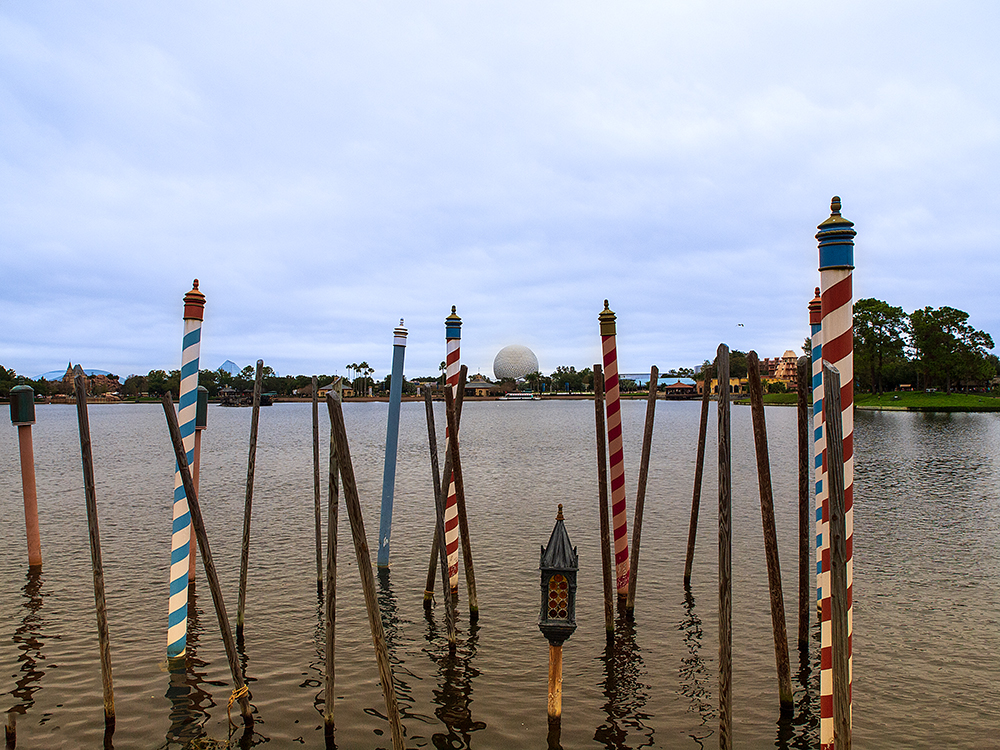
(447, 366, 479, 620)
(746, 352, 793, 714)
(442, 306, 464, 596)
(237, 359, 264, 637)
(5, 709, 14, 749)
(797, 357, 811, 650)
(378, 320, 409, 569)
(161, 393, 253, 725)
(188, 385, 208, 582)
(598, 301, 630, 603)
(324, 391, 339, 743)
(538, 505, 578, 749)
(824, 363, 851, 749)
(168, 279, 205, 659)
(313, 375, 323, 595)
(626, 364, 658, 616)
(716, 345, 732, 750)
(73, 367, 115, 731)
(684, 364, 712, 586)
(326, 395, 405, 750)
(423, 390, 458, 644)
(593, 363, 615, 639)
(817, 198, 856, 749)
(10, 385, 42, 569)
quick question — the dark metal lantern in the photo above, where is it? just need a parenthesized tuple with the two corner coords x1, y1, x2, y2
(539, 504, 578, 646)
(196, 385, 209, 429)
(9, 385, 35, 426)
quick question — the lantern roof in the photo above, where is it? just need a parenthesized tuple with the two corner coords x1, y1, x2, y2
(540, 505, 578, 572)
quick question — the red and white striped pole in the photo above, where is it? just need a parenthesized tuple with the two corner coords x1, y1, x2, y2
(443, 306, 463, 596)
(599, 300, 629, 600)
(816, 197, 855, 749)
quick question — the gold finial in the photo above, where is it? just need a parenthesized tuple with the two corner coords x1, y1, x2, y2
(830, 196, 842, 215)
(452, 305, 457, 314)
(815, 286, 820, 296)
(184, 279, 206, 321)
(599, 299, 617, 335)
(399, 318, 404, 326)
(557, 503, 564, 521)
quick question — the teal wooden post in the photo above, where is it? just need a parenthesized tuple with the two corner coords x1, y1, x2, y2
(377, 320, 408, 568)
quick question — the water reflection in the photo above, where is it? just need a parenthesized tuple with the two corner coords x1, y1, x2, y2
(422, 605, 485, 749)
(774, 625, 820, 750)
(676, 588, 713, 748)
(377, 569, 420, 725)
(594, 617, 654, 749)
(7, 568, 49, 718)
(163, 583, 217, 748)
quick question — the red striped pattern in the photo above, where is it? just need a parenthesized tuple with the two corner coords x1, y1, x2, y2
(602, 334, 630, 594)
(444, 338, 461, 593)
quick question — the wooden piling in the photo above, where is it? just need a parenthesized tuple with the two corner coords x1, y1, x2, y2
(5, 710, 13, 750)
(237, 360, 264, 635)
(547, 642, 563, 724)
(188, 420, 203, 582)
(746, 351, 793, 714)
(626, 365, 658, 616)
(423, 389, 458, 644)
(16, 424, 42, 569)
(73, 367, 115, 731)
(716, 345, 732, 750)
(824, 363, 852, 749)
(326, 395, 405, 750)
(446, 366, 478, 620)
(161, 393, 253, 725)
(593, 363, 615, 638)
(684, 364, 712, 586)
(324, 391, 339, 743)
(797, 358, 811, 650)
(314, 376, 324, 596)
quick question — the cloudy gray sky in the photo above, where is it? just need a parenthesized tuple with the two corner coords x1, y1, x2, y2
(3, 2, 997, 381)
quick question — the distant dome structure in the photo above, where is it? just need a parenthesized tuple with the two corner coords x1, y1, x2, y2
(493, 345, 539, 381)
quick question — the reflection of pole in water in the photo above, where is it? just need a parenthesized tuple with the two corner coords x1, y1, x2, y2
(774, 624, 821, 750)
(423, 618, 485, 749)
(677, 588, 715, 748)
(594, 619, 654, 750)
(377, 569, 417, 719)
(8, 568, 47, 725)
(164, 584, 214, 748)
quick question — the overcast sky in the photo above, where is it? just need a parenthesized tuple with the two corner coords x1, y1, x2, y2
(3, 2, 997, 381)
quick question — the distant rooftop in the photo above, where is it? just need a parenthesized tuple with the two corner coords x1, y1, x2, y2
(38, 367, 112, 380)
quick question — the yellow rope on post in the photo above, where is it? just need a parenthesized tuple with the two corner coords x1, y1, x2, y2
(227, 684, 250, 728)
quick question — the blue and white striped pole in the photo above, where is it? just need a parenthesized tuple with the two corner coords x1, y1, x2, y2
(377, 319, 408, 569)
(809, 286, 824, 615)
(167, 280, 205, 659)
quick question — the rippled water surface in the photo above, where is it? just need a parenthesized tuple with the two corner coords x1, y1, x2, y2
(1, 401, 998, 748)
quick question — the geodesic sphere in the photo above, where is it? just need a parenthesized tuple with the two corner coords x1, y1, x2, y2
(493, 345, 539, 380)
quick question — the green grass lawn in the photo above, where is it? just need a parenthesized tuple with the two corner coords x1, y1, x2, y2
(854, 390, 1000, 411)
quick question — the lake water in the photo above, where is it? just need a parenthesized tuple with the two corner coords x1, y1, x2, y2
(1, 400, 998, 749)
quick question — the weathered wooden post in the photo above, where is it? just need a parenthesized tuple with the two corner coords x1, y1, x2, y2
(10, 385, 42, 569)
(161, 393, 253, 725)
(746, 351, 793, 714)
(168, 279, 205, 659)
(423, 389, 458, 644)
(593, 363, 615, 639)
(823, 363, 852, 750)
(445, 369, 479, 620)
(324, 389, 339, 744)
(378, 320, 408, 569)
(237, 359, 264, 638)
(326, 395, 405, 750)
(716, 345, 732, 750)
(684, 364, 712, 586)
(626, 365, 658, 616)
(539, 504, 578, 750)
(817, 197, 856, 749)
(598, 301, 630, 603)
(5, 709, 14, 749)
(73, 367, 115, 732)
(313, 375, 323, 596)
(188, 385, 208, 582)
(797, 357, 811, 650)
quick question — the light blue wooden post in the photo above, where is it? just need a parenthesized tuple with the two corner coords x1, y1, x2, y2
(377, 320, 408, 568)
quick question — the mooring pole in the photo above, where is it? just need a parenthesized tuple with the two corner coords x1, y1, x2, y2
(746, 351, 793, 714)
(797, 357, 811, 650)
(684, 364, 712, 586)
(237, 359, 264, 637)
(442, 306, 463, 596)
(162, 393, 253, 725)
(313, 375, 323, 595)
(324, 390, 339, 744)
(817, 197, 856, 750)
(824, 363, 852, 750)
(716, 345, 732, 750)
(73, 367, 115, 732)
(10, 386, 42, 569)
(188, 385, 208, 582)
(168, 280, 205, 659)
(326, 396, 405, 750)
(423, 389, 458, 644)
(626, 364, 658, 616)
(598, 300, 630, 603)
(447, 366, 479, 620)
(593, 363, 615, 639)
(378, 320, 408, 569)
(809, 287, 825, 620)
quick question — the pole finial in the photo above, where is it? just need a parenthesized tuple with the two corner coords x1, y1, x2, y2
(557, 503, 564, 521)
(599, 300, 617, 335)
(830, 196, 842, 215)
(184, 279, 206, 321)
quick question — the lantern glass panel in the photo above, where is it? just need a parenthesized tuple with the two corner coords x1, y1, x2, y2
(548, 574, 569, 619)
